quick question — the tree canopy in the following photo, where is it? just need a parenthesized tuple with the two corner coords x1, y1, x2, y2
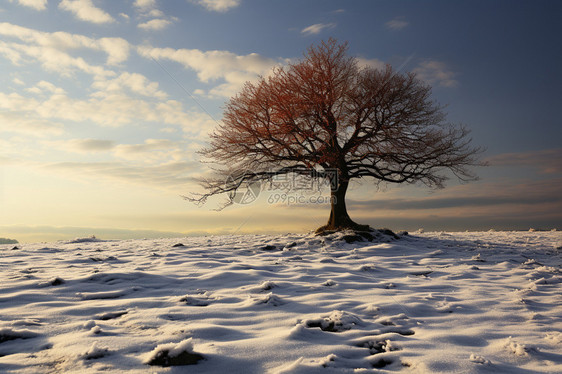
(191, 39, 482, 231)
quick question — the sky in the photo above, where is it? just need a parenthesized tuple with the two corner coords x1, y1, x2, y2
(0, 0, 560, 243)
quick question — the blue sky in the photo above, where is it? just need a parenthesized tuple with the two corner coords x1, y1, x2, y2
(0, 0, 560, 242)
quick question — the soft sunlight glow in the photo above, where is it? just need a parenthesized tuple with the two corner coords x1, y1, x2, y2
(0, 1, 560, 242)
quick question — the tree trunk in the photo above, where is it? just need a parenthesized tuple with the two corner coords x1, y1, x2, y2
(317, 179, 369, 232)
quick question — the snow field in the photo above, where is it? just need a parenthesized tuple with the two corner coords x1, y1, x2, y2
(0, 230, 561, 373)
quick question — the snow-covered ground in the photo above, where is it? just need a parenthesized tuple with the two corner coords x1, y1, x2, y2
(0, 230, 561, 373)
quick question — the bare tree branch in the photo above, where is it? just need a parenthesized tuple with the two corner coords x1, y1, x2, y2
(189, 39, 484, 231)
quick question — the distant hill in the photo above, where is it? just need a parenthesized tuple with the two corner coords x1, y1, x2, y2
(0, 238, 19, 244)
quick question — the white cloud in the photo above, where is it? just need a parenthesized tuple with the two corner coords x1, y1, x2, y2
(0, 84, 213, 139)
(413, 59, 458, 87)
(34, 94, 152, 127)
(206, 70, 258, 98)
(0, 40, 114, 77)
(0, 91, 40, 112)
(26, 86, 42, 94)
(45, 138, 192, 165)
(27, 80, 66, 94)
(356, 57, 385, 70)
(133, 0, 174, 31)
(133, 0, 164, 18)
(0, 25, 218, 138)
(97, 37, 130, 65)
(0, 22, 130, 77)
(12, 77, 25, 85)
(133, 0, 163, 17)
(192, 0, 240, 12)
(154, 100, 217, 138)
(92, 72, 167, 99)
(0, 41, 24, 64)
(147, 8, 164, 17)
(0, 107, 64, 136)
(0, 22, 130, 65)
(10, 0, 47, 11)
(58, 0, 115, 24)
(119, 12, 129, 20)
(138, 45, 280, 97)
(386, 17, 408, 30)
(133, 0, 156, 11)
(0, 91, 66, 135)
(301, 23, 336, 36)
(138, 18, 171, 31)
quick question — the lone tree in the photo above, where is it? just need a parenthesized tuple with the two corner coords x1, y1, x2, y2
(191, 39, 482, 232)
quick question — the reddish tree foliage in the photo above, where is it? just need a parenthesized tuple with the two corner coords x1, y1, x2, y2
(191, 39, 482, 232)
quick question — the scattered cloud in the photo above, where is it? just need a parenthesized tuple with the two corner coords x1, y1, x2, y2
(97, 38, 130, 65)
(485, 149, 562, 174)
(38, 94, 181, 127)
(26, 86, 42, 94)
(413, 59, 458, 87)
(133, 0, 156, 11)
(0, 40, 112, 77)
(12, 77, 25, 85)
(133, 0, 174, 31)
(35, 81, 66, 94)
(0, 111, 64, 136)
(138, 18, 171, 31)
(0, 22, 130, 76)
(48, 138, 188, 164)
(148, 9, 164, 17)
(91, 72, 167, 99)
(386, 17, 408, 30)
(0, 76, 213, 139)
(138, 45, 280, 97)
(357, 57, 385, 70)
(9, 0, 47, 11)
(26, 80, 66, 95)
(192, 0, 241, 12)
(58, 0, 115, 24)
(119, 13, 130, 20)
(301, 23, 336, 36)
(0, 91, 41, 112)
